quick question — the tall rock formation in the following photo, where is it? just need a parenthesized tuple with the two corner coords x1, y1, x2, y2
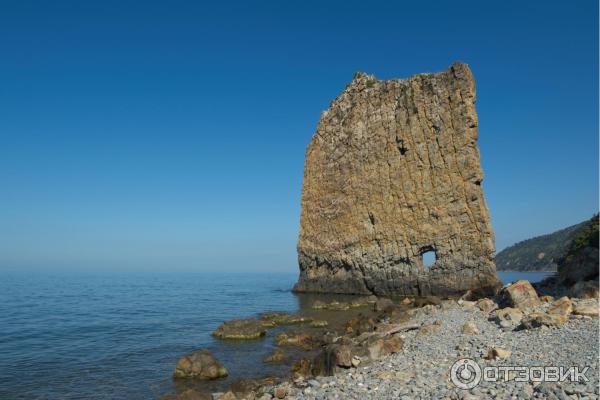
(294, 62, 501, 296)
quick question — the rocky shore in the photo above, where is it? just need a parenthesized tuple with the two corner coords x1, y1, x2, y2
(163, 281, 599, 400)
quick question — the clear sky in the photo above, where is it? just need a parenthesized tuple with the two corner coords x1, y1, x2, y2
(1, 0, 597, 272)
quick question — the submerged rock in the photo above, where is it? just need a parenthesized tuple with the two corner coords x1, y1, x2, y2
(260, 312, 313, 327)
(161, 389, 213, 400)
(212, 319, 267, 340)
(173, 349, 228, 380)
(263, 348, 288, 364)
(294, 63, 501, 297)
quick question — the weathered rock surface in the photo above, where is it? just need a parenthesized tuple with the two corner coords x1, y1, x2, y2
(498, 280, 541, 309)
(173, 349, 228, 379)
(294, 62, 501, 296)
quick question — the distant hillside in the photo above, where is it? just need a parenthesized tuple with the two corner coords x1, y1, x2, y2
(495, 218, 594, 271)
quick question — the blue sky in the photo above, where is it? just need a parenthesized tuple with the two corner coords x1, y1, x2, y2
(0, 0, 597, 272)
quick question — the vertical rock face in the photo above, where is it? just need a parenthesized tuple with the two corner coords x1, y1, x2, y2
(294, 62, 501, 297)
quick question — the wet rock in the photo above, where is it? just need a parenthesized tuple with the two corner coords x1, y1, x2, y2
(274, 332, 317, 350)
(345, 314, 375, 336)
(498, 280, 541, 310)
(229, 378, 262, 399)
(161, 389, 213, 400)
(291, 358, 312, 380)
(173, 349, 228, 380)
(374, 298, 395, 312)
(263, 348, 288, 364)
(260, 312, 312, 327)
(350, 296, 377, 308)
(213, 319, 266, 340)
(311, 300, 327, 309)
(400, 298, 414, 305)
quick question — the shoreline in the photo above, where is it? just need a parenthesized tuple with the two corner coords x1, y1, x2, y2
(163, 286, 599, 400)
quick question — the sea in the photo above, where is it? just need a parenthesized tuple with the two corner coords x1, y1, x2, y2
(0, 270, 553, 399)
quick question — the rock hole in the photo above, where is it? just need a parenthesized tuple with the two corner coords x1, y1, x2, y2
(395, 137, 409, 155)
(421, 248, 437, 268)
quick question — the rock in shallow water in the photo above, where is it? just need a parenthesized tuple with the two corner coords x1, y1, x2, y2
(212, 319, 266, 340)
(173, 349, 228, 380)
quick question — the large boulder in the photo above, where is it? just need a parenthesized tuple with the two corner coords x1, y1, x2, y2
(212, 319, 266, 340)
(293, 63, 501, 297)
(173, 349, 228, 379)
(498, 280, 541, 310)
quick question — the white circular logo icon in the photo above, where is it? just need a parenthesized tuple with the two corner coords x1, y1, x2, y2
(450, 358, 482, 389)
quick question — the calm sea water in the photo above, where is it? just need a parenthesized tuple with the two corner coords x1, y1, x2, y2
(0, 270, 551, 399)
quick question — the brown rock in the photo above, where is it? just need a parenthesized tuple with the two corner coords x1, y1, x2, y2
(161, 389, 212, 400)
(291, 358, 312, 380)
(274, 332, 318, 350)
(547, 296, 573, 317)
(383, 335, 404, 353)
(218, 392, 237, 400)
(417, 322, 441, 336)
(374, 298, 395, 312)
(570, 280, 600, 299)
(173, 349, 228, 379)
(499, 280, 541, 309)
(293, 63, 501, 297)
(540, 295, 554, 303)
(476, 298, 497, 313)
(462, 322, 478, 334)
(573, 299, 599, 317)
(212, 319, 266, 340)
(260, 312, 312, 327)
(520, 312, 567, 329)
(485, 347, 511, 360)
(401, 297, 414, 305)
(345, 314, 375, 336)
(273, 386, 287, 399)
(414, 296, 442, 308)
(229, 378, 262, 399)
(263, 348, 288, 364)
